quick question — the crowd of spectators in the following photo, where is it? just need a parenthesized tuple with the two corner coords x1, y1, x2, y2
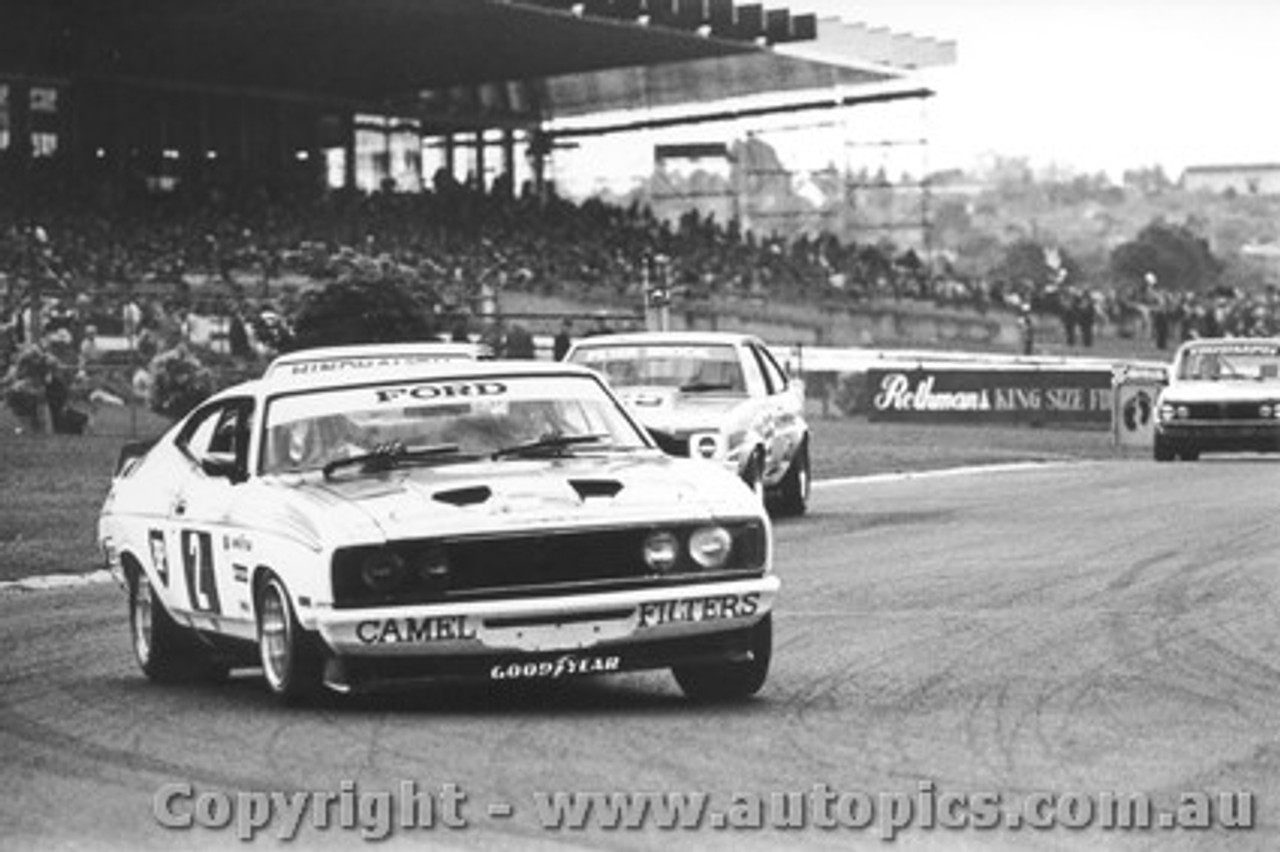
(3, 166, 1279, 430)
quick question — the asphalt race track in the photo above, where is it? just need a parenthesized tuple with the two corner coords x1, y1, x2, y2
(2, 459, 1278, 851)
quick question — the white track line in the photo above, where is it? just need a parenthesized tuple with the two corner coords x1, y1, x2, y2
(3, 461, 1082, 594)
(813, 459, 1081, 489)
(0, 569, 115, 594)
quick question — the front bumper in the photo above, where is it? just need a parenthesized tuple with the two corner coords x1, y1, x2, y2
(1156, 421, 1280, 452)
(312, 576, 779, 685)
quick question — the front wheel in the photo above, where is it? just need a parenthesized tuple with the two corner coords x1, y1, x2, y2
(775, 440, 810, 516)
(1153, 434, 1175, 462)
(257, 574, 324, 704)
(672, 615, 772, 702)
(740, 449, 765, 504)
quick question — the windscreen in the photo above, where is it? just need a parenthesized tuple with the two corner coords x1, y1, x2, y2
(1175, 342, 1280, 383)
(570, 344, 746, 393)
(261, 374, 646, 474)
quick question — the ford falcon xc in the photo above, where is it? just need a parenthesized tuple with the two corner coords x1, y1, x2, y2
(98, 351, 778, 703)
(565, 331, 811, 516)
(1154, 337, 1280, 461)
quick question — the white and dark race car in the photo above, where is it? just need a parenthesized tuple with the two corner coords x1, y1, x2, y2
(98, 350, 778, 703)
(565, 331, 811, 516)
(1154, 337, 1280, 461)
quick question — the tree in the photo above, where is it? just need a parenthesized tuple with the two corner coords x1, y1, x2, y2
(1109, 219, 1223, 294)
(286, 278, 438, 352)
(997, 238, 1055, 289)
(148, 346, 214, 420)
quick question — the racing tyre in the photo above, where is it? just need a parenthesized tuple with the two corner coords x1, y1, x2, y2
(672, 614, 772, 702)
(256, 574, 325, 705)
(1178, 447, 1200, 462)
(128, 566, 227, 683)
(1153, 435, 1175, 462)
(741, 450, 765, 504)
(776, 440, 810, 516)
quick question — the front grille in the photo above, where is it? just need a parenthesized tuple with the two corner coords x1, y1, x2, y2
(332, 521, 767, 608)
(648, 429, 690, 456)
(1186, 402, 1269, 421)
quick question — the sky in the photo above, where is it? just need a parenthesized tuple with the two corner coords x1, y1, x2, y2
(551, 0, 1280, 193)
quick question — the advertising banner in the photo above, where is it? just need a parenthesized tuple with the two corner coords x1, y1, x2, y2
(864, 367, 1113, 424)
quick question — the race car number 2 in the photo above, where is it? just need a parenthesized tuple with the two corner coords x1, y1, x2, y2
(180, 530, 221, 614)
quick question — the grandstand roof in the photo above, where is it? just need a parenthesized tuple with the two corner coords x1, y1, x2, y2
(2, 0, 953, 129)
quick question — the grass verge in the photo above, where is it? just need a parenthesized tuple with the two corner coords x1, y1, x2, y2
(0, 403, 1120, 582)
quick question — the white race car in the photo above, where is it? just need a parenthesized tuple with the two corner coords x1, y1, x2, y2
(1154, 337, 1280, 461)
(565, 331, 811, 516)
(98, 349, 778, 703)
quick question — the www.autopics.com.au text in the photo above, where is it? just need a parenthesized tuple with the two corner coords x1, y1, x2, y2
(152, 780, 1255, 842)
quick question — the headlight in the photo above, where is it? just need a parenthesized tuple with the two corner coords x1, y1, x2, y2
(414, 544, 451, 589)
(1176, 405, 1190, 419)
(689, 526, 732, 569)
(643, 530, 680, 572)
(1260, 404, 1273, 418)
(360, 550, 406, 593)
(1159, 403, 1175, 421)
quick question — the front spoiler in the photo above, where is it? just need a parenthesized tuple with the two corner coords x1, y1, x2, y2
(325, 626, 765, 692)
(311, 576, 779, 686)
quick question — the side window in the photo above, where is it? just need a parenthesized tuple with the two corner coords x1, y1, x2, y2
(177, 404, 227, 461)
(177, 399, 254, 473)
(749, 344, 787, 395)
(735, 344, 765, 395)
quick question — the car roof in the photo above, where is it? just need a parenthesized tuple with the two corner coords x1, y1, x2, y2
(568, 330, 760, 349)
(1174, 337, 1280, 355)
(262, 342, 484, 379)
(257, 355, 601, 395)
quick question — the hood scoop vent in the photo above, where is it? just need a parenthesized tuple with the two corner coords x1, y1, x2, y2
(432, 485, 493, 507)
(569, 479, 624, 500)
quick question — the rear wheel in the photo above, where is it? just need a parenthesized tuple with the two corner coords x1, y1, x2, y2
(776, 440, 810, 516)
(128, 566, 227, 683)
(256, 574, 324, 704)
(672, 615, 772, 702)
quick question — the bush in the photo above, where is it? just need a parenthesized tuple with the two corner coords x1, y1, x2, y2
(286, 277, 437, 352)
(3, 345, 61, 429)
(148, 346, 214, 420)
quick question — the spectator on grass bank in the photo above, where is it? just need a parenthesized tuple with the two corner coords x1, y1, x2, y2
(449, 312, 471, 343)
(1076, 292, 1095, 348)
(228, 308, 253, 360)
(1017, 304, 1035, 356)
(78, 324, 102, 372)
(121, 298, 143, 342)
(2, 345, 51, 432)
(1152, 297, 1172, 350)
(553, 318, 573, 361)
(479, 317, 506, 358)
(504, 321, 535, 359)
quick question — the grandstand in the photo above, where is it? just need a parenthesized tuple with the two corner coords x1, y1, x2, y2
(2, 0, 960, 387)
(0, 0, 952, 198)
